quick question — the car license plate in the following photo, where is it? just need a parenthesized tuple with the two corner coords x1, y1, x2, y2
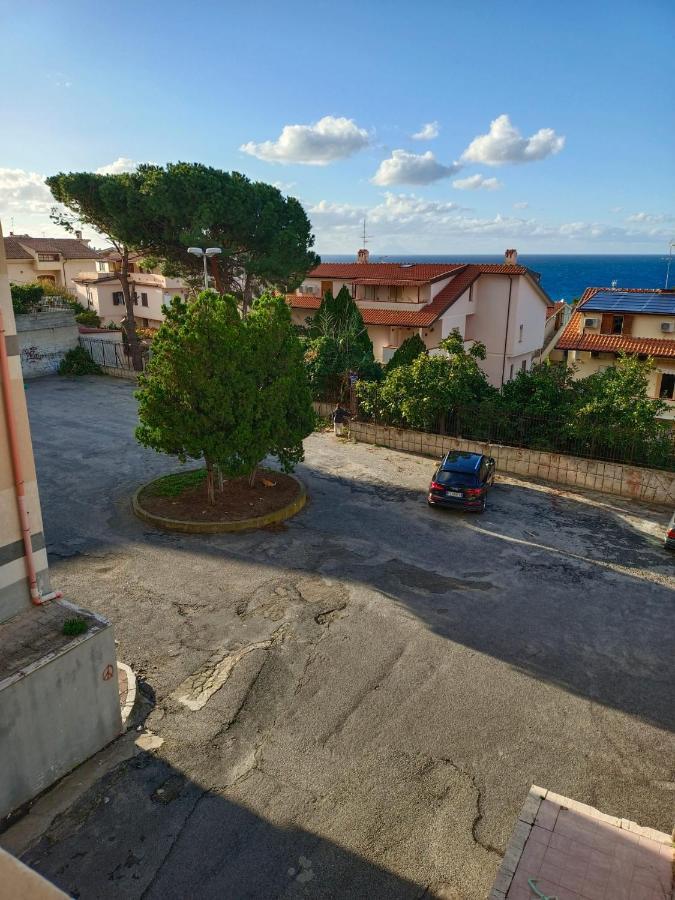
(445, 490, 463, 498)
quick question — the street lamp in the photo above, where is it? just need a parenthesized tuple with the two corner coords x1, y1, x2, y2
(187, 247, 222, 289)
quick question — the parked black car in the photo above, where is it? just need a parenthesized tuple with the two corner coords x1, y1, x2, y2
(427, 451, 495, 513)
(665, 511, 675, 551)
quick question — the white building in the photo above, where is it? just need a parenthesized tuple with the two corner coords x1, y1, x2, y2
(552, 287, 675, 421)
(4, 233, 99, 292)
(288, 249, 552, 386)
(73, 250, 188, 329)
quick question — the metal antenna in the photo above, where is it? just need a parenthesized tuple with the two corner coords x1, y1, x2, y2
(665, 240, 675, 289)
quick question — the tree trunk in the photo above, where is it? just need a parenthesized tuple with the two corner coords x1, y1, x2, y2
(205, 459, 215, 505)
(209, 256, 224, 294)
(216, 465, 224, 492)
(242, 272, 253, 319)
(248, 465, 257, 488)
(119, 248, 143, 372)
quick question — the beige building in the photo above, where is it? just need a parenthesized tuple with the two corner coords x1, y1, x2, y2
(0, 221, 122, 820)
(4, 233, 100, 292)
(552, 287, 675, 421)
(289, 249, 551, 386)
(74, 250, 188, 328)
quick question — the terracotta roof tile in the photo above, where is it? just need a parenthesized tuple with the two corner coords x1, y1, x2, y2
(4, 235, 100, 259)
(556, 310, 675, 358)
(308, 261, 532, 281)
(289, 265, 482, 327)
(3, 237, 33, 259)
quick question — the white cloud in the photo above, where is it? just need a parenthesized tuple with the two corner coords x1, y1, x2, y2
(625, 211, 673, 224)
(240, 116, 369, 165)
(411, 121, 439, 140)
(371, 150, 461, 186)
(306, 190, 672, 253)
(513, 201, 529, 209)
(0, 167, 53, 215)
(609, 206, 623, 214)
(95, 157, 138, 175)
(453, 174, 502, 191)
(462, 114, 565, 166)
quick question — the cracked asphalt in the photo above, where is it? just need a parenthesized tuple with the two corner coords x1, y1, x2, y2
(9, 376, 675, 899)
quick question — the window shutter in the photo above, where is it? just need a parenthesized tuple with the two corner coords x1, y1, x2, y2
(600, 313, 614, 335)
(622, 314, 633, 336)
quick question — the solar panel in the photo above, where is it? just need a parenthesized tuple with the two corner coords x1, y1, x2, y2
(584, 291, 675, 315)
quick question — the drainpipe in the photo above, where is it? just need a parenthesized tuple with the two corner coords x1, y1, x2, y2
(0, 305, 62, 606)
(500, 276, 513, 387)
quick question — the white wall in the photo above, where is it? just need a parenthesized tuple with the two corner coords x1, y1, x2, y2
(15, 311, 79, 378)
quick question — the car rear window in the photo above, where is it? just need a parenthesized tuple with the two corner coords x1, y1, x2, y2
(435, 470, 478, 487)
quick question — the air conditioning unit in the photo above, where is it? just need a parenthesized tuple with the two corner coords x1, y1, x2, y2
(660, 322, 673, 333)
(584, 317, 599, 328)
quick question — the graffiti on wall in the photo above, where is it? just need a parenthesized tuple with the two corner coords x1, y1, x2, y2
(20, 346, 65, 376)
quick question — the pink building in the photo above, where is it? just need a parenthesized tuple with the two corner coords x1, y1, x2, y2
(288, 249, 552, 386)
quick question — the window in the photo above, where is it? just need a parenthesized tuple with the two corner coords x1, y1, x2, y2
(96, 260, 108, 272)
(521, 359, 527, 372)
(141, 293, 148, 307)
(133, 294, 139, 306)
(112, 291, 124, 306)
(591, 351, 600, 359)
(388, 285, 403, 301)
(141, 317, 149, 328)
(611, 315, 623, 335)
(509, 363, 514, 380)
(364, 285, 376, 301)
(518, 324, 524, 342)
(660, 373, 675, 400)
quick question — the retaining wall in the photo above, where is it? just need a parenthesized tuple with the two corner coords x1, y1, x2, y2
(348, 420, 675, 505)
(15, 311, 78, 378)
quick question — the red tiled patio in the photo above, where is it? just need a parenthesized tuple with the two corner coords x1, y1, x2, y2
(490, 786, 673, 900)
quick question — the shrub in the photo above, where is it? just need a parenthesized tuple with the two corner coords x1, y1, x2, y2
(74, 308, 102, 327)
(58, 346, 102, 376)
(10, 282, 44, 314)
(385, 333, 427, 371)
(63, 617, 87, 636)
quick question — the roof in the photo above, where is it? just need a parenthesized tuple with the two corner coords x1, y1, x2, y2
(556, 314, 675, 359)
(308, 261, 533, 282)
(579, 287, 675, 316)
(442, 451, 483, 472)
(290, 265, 483, 327)
(4, 235, 100, 260)
(74, 273, 163, 288)
(3, 237, 32, 259)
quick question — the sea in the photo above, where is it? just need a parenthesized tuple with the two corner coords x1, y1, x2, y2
(321, 254, 673, 303)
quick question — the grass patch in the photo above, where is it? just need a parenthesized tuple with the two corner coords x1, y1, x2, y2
(63, 617, 88, 636)
(145, 469, 207, 497)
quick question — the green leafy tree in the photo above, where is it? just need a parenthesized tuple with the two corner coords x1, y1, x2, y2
(47, 170, 152, 370)
(571, 354, 671, 464)
(385, 333, 427, 371)
(304, 286, 381, 399)
(135, 164, 319, 313)
(135, 291, 314, 503)
(357, 329, 495, 431)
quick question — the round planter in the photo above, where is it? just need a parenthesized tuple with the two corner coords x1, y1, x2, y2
(132, 471, 307, 534)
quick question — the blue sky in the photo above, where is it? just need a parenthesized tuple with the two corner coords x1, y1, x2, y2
(1, 0, 673, 254)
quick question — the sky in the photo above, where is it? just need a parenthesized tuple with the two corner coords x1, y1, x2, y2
(0, 0, 673, 255)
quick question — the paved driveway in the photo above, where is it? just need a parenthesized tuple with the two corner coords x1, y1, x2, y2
(14, 376, 675, 899)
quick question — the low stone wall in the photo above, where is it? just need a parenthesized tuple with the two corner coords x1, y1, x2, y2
(348, 420, 675, 505)
(15, 311, 78, 378)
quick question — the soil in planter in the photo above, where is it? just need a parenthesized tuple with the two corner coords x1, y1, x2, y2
(139, 469, 301, 522)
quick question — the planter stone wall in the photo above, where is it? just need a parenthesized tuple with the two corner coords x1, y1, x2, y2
(348, 420, 675, 505)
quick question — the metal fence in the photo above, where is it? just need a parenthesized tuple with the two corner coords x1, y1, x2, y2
(79, 336, 146, 372)
(356, 401, 675, 472)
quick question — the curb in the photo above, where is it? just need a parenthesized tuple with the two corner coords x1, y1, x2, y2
(116, 661, 137, 729)
(131, 471, 307, 534)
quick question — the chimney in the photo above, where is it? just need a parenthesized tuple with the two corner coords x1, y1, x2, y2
(357, 248, 370, 264)
(75, 230, 83, 240)
(504, 248, 518, 265)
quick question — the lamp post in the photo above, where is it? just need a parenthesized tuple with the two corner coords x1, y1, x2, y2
(187, 247, 222, 290)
